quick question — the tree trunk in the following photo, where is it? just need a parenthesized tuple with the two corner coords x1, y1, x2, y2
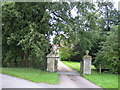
(80, 60, 83, 74)
(99, 64, 102, 74)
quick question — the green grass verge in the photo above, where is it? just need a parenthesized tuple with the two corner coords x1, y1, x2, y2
(62, 61, 96, 71)
(62, 61, 118, 88)
(83, 71, 118, 88)
(1, 67, 59, 84)
(62, 61, 80, 71)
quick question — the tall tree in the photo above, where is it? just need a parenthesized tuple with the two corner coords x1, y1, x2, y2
(94, 25, 119, 73)
(2, 2, 51, 69)
(51, 2, 98, 73)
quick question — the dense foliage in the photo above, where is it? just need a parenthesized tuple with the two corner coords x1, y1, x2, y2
(94, 26, 119, 73)
(59, 46, 73, 61)
(2, 2, 51, 69)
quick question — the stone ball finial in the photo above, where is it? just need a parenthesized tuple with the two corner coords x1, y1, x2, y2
(86, 50, 89, 55)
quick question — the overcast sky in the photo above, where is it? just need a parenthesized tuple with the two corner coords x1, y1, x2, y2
(113, 0, 119, 10)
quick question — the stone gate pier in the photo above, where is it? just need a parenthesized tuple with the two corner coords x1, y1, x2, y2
(46, 52, 59, 72)
(83, 50, 92, 74)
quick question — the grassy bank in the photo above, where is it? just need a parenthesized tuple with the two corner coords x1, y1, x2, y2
(62, 61, 118, 88)
(1, 67, 58, 84)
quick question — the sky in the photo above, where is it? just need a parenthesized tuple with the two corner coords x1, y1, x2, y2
(114, 0, 119, 10)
